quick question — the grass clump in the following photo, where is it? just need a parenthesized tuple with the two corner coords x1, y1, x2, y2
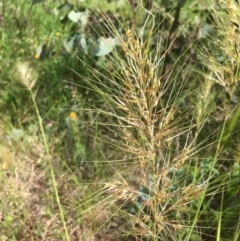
(74, 1, 240, 240)
(0, 0, 240, 241)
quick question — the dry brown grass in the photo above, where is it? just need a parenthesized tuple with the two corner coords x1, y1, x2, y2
(0, 123, 99, 241)
(201, 0, 240, 97)
(72, 15, 209, 239)
(1, 1, 240, 240)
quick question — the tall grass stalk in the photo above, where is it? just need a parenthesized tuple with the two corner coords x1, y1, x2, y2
(29, 91, 70, 241)
(6, 0, 240, 240)
(15, 61, 70, 241)
(71, 1, 240, 240)
(73, 12, 211, 241)
(185, 118, 227, 241)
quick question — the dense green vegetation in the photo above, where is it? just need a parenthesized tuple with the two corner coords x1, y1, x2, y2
(0, 0, 240, 240)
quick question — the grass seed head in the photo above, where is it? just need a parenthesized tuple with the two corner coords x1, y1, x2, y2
(14, 61, 38, 91)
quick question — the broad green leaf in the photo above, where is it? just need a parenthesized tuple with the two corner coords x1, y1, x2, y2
(91, 37, 117, 56)
(63, 34, 78, 52)
(68, 10, 82, 23)
(57, 2, 73, 12)
(68, 10, 89, 26)
(79, 34, 87, 53)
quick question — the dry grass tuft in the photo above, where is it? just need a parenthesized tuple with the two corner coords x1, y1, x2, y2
(76, 13, 208, 238)
(201, 0, 240, 97)
(0, 125, 90, 240)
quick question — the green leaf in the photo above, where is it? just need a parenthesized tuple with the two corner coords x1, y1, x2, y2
(63, 34, 78, 52)
(79, 34, 87, 53)
(57, 2, 73, 12)
(68, 10, 82, 23)
(90, 37, 117, 56)
(54, 2, 73, 22)
(68, 10, 89, 26)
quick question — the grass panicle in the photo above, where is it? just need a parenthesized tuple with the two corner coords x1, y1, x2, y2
(0, 0, 240, 240)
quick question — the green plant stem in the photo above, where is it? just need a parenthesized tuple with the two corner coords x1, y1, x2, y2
(216, 185, 224, 241)
(221, 103, 240, 148)
(234, 215, 240, 241)
(185, 119, 227, 241)
(30, 91, 70, 241)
